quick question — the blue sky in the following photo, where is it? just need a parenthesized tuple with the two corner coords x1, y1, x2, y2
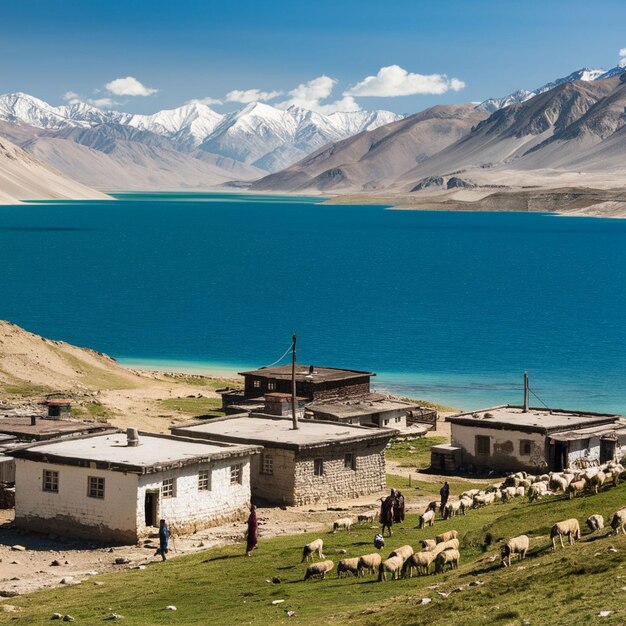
(2, 0, 626, 115)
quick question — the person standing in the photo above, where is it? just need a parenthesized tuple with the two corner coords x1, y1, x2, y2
(393, 490, 405, 523)
(156, 519, 168, 561)
(246, 503, 258, 557)
(379, 488, 395, 537)
(440, 481, 450, 516)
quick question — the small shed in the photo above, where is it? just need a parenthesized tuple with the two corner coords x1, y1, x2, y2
(172, 414, 396, 506)
(9, 430, 260, 542)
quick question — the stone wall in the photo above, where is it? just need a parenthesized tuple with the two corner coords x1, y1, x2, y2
(250, 448, 296, 505)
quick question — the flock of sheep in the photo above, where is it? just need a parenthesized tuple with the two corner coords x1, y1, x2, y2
(300, 458, 626, 582)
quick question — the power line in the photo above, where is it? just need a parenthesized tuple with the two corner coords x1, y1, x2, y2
(264, 341, 295, 368)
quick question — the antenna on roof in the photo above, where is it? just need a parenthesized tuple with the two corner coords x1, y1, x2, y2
(291, 333, 298, 430)
(523, 372, 529, 413)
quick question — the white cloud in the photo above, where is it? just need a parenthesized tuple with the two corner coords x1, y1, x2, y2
(619, 47, 626, 57)
(187, 96, 223, 106)
(276, 76, 362, 114)
(225, 88, 283, 104)
(105, 76, 158, 97)
(345, 65, 465, 97)
(62, 91, 80, 104)
(88, 97, 117, 109)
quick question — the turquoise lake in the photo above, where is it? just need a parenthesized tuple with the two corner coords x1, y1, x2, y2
(2, 192, 626, 412)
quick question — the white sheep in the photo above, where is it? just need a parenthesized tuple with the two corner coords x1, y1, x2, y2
(501, 535, 529, 567)
(435, 530, 458, 544)
(377, 555, 404, 582)
(402, 550, 437, 577)
(357, 511, 377, 524)
(528, 482, 549, 502)
(501, 486, 517, 502)
(549, 475, 568, 492)
(550, 519, 581, 549)
(567, 479, 586, 500)
(610, 508, 626, 534)
(419, 509, 435, 528)
(332, 517, 353, 533)
(515, 486, 526, 497)
(459, 496, 473, 514)
(301, 538, 324, 562)
(304, 559, 334, 580)
(460, 489, 480, 499)
(357, 553, 382, 576)
(586, 514, 604, 532)
(444, 500, 462, 519)
(588, 471, 606, 495)
(337, 557, 360, 578)
(432, 538, 459, 556)
(419, 539, 437, 551)
(434, 548, 460, 574)
(388, 544, 414, 561)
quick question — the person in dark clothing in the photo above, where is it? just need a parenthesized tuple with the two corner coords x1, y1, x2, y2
(440, 481, 450, 516)
(246, 504, 258, 557)
(393, 491, 405, 523)
(379, 488, 395, 537)
(155, 519, 168, 561)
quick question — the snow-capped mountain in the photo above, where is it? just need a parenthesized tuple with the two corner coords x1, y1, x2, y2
(476, 67, 611, 113)
(0, 92, 402, 172)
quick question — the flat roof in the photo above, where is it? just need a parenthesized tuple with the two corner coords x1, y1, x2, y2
(306, 394, 418, 419)
(549, 420, 626, 442)
(239, 364, 375, 383)
(172, 414, 396, 451)
(0, 417, 111, 440)
(447, 405, 621, 435)
(9, 431, 261, 474)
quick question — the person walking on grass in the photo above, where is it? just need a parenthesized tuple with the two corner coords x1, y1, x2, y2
(155, 519, 168, 561)
(393, 490, 405, 524)
(246, 503, 258, 557)
(379, 489, 395, 537)
(440, 481, 450, 516)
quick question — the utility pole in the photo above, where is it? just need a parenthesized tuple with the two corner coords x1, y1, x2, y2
(523, 372, 529, 413)
(291, 333, 298, 430)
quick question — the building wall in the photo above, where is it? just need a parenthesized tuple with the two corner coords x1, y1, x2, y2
(249, 448, 297, 505)
(292, 440, 387, 505)
(450, 423, 548, 472)
(244, 376, 370, 401)
(137, 458, 251, 537)
(13, 459, 139, 542)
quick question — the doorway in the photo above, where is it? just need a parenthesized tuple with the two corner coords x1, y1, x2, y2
(600, 437, 616, 463)
(144, 491, 159, 527)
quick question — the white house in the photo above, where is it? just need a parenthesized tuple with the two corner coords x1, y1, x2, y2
(9, 429, 260, 543)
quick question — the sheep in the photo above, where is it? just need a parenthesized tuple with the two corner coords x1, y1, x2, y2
(304, 559, 334, 581)
(301, 538, 324, 562)
(515, 486, 526, 497)
(528, 482, 549, 502)
(610, 508, 626, 534)
(460, 489, 480, 499)
(586, 514, 605, 532)
(436, 530, 458, 544)
(588, 471, 606, 495)
(357, 511, 377, 524)
(550, 519, 581, 549)
(432, 538, 459, 556)
(501, 535, 529, 567)
(419, 539, 437, 551)
(357, 553, 382, 577)
(459, 496, 473, 514)
(402, 550, 437, 578)
(501, 486, 517, 502)
(443, 501, 462, 519)
(388, 544, 414, 562)
(419, 509, 435, 528)
(377, 555, 404, 582)
(332, 517, 353, 533)
(473, 493, 488, 508)
(434, 548, 460, 574)
(337, 557, 360, 578)
(425, 500, 439, 513)
(567, 479, 586, 500)
(549, 475, 568, 493)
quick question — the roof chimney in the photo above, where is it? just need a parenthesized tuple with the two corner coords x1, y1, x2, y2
(127, 427, 139, 447)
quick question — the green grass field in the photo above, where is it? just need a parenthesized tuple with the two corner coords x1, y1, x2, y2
(386, 436, 449, 468)
(6, 478, 626, 625)
(159, 396, 224, 418)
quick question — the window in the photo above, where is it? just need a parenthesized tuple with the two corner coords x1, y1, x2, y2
(88, 476, 105, 499)
(268, 381, 276, 391)
(162, 477, 175, 498)
(383, 419, 390, 426)
(395, 416, 401, 423)
(344, 453, 355, 470)
(198, 469, 211, 491)
(261, 454, 273, 476)
(230, 463, 243, 485)
(314, 458, 324, 476)
(42, 470, 59, 493)
(476, 435, 490, 456)
(520, 440, 532, 456)
(253, 379, 261, 389)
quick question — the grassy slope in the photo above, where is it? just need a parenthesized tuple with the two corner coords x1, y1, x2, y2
(8, 481, 626, 625)
(386, 436, 449, 468)
(158, 396, 224, 418)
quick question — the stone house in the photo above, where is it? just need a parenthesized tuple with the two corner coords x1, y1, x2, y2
(442, 405, 624, 472)
(9, 430, 260, 543)
(172, 413, 396, 506)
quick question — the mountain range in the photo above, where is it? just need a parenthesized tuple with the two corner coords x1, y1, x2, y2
(0, 93, 401, 190)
